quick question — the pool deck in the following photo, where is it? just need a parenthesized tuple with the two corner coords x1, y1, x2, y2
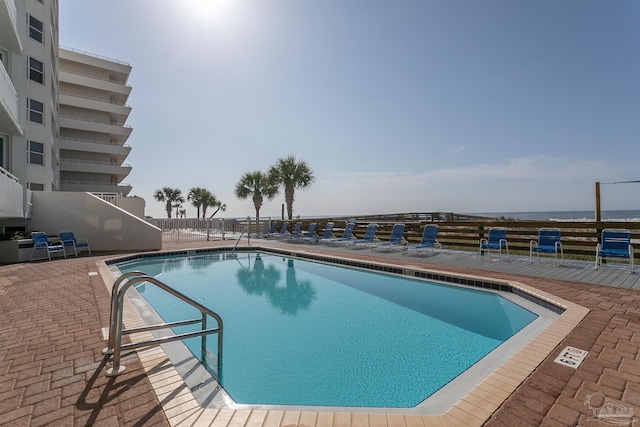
(1, 238, 639, 426)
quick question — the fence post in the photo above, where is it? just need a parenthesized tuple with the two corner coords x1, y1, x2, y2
(221, 219, 225, 240)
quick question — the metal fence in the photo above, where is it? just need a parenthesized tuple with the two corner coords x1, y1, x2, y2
(147, 218, 273, 242)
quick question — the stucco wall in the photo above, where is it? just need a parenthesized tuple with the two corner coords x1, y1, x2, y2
(29, 192, 161, 251)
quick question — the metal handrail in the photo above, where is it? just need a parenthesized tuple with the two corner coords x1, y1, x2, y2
(232, 227, 247, 253)
(103, 273, 223, 378)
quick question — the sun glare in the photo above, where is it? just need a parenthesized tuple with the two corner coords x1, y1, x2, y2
(184, 0, 234, 25)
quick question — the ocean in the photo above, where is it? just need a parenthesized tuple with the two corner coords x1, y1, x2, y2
(468, 210, 640, 222)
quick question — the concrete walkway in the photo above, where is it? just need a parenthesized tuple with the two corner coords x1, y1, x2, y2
(1, 240, 639, 426)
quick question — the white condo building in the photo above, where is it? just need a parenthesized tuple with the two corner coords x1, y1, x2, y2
(0, 0, 160, 258)
(58, 48, 133, 195)
(1, 0, 60, 202)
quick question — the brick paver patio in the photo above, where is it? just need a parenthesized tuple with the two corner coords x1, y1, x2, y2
(0, 257, 169, 427)
(1, 240, 639, 426)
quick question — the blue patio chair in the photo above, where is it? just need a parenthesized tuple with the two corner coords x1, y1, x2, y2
(60, 230, 91, 257)
(530, 228, 562, 265)
(479, 227, 509, 260)
(320, 222, 355, 245)
(342, 223, 378, 248)
(30, 232, 66, 261)
(369, 223, 406, 251)
(595, 228, 634, 273)
(403, 225, 441, 256)
(266, 222, 289, 239)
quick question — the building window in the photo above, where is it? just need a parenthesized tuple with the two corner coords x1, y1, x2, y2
(28, 183, 44, 191)
(28, 141, 44, 165)
(28, 57, 44, 84)
(28, 15, 44, 43)
(28, 99, 44, 124)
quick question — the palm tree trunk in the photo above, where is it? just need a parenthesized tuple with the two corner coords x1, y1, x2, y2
(285, 185, 295, 220)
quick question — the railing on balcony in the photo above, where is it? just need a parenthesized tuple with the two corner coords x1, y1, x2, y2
(0, 166, 23, 218)
(59, 137, 131, 148)
(60, 158, 131, 168)
(59, 91, 131, 108)
(58, 68, 131, 88)
(60, 179, 131, 187)
(59, 114, 132, 128)
(60, 45, 131, 67)
(0, 59, 20, 131)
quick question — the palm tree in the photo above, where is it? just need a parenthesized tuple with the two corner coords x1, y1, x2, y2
(208, 203, 226, 218)
(268, 156, 315, 220)
(188, 187, 208, 218)
(153, 187, 183, 218)
(234, 171, 279, 224)
(202, 193, 224, 218)
(173, 196, 185, 218)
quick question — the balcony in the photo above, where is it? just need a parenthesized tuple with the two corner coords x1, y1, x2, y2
(0, 0, 22, 53)
(59, 179, 132, 196)
(59, 70, 132, 97)
(59, 115, 133, 142)
(59, 47, 131, 82)
(0, 63, 22, 135)
(59, 137, 131, 160)
(59, 158, 132, 179)
(60, 92, 132, 122)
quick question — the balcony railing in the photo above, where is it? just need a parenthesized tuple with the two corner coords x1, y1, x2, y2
(60, 158, 131, 168)
(0, 60, 20, 133)
(60, 45, 131, 67)
(60, 179, 131, 187)
(0, 166, 23, 218)
(58, 69, 131, 88)
(60, 91, 131, 108)
(59, 114, 132, 128)
(59, 137, 130, 148)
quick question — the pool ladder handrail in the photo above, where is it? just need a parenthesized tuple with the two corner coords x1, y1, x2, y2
(231, 226, 247, 253)
(102, 272, 223, 378)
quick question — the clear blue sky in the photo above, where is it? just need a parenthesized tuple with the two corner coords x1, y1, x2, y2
(59, 0, 640, 219)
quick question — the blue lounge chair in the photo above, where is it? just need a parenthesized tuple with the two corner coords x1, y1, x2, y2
(479, 227, 509, 260)
(342, 223, 378, 248)
(369, 223, 406, 251)
(260, 222, 278, 238)
(403, 225, 441, 255)
(595, 228, 634, 273)
(266, 222, 289, 239)
(530, 228, 562, 265)
(301, 222, 333, 244)
(320, 222, 355, 245)
(280, 222, 303, 240)
(288, 223, 317, 243)
(60, 230, 91, 257)
(30, 232, 66, 261)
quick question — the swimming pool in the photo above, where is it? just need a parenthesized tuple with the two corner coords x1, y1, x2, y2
(114, 250, 550, 410)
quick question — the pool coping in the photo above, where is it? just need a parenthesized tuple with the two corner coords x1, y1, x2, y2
(98, 246, 590, 427)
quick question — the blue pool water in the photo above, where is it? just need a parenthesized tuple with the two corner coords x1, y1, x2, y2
(116, 252, 538, 408)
